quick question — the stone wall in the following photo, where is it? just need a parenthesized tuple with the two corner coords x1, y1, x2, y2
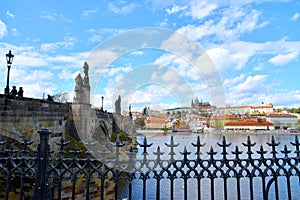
(0, 94, 69, 142)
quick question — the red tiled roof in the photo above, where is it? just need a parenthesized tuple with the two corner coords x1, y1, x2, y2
(267, 113, 297, 118)
(145, 118, 167, 123)
(225, 120, 273, 126)
(211, 115, 235, 120)
(225, 121, 274, 126)
(197, 105, 217, 109)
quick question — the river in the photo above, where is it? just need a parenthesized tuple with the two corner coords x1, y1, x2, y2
(117, 131, 300, 200)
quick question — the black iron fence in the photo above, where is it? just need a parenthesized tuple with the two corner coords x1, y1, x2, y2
(1, 129, 300, 200)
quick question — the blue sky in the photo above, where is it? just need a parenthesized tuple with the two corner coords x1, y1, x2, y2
(0, 0, 299, 112)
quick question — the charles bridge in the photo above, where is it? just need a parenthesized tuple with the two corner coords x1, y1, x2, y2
(0, 94, 135, 148)
(0, 62, 136, 149)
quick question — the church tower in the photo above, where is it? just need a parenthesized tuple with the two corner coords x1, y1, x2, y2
(194, 96, 199, 108)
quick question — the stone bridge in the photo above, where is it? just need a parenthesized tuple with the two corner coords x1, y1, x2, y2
(0, 94, 135, 149)
(0, 62, 136, 149)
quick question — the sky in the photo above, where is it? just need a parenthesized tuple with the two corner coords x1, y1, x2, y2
(0, 0, 300, 112)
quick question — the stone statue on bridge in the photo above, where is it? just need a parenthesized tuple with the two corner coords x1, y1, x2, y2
(115, 95, 121, 115)
(83, 62, 90, 91)
(73, 62, 90, 104)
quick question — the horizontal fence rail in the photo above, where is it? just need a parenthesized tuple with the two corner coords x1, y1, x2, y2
(0, 129, 300, 200)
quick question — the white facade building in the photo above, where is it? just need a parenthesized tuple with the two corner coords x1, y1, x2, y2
(266, 114, 298, 129)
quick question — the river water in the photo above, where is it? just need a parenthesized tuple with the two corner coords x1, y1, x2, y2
(118, 131, 300, 200)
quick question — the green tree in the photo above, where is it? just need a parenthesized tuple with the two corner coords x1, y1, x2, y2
(135, 118, 145, 127)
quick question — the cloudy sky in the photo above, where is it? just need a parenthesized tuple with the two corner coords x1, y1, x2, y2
(0, 0, 299, 112)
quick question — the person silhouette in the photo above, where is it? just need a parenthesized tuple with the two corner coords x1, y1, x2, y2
(10, 86, 17, 96)
(47, 94, 54, 101)
(17, 87, 24, 97)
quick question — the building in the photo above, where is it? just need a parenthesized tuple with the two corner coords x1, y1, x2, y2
(191, 97, 216, 116)
(215, 103, 274, 116)
(162, 107, 191, 116)
(145, 117, 168, 129)
(266, 113, 298, 129)
(224, 118, 274, 131)
(209, 115, 236, 129)
(216, 105, 251, 116)
(250, 103, 274, 115)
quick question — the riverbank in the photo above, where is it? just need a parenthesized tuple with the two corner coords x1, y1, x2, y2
(136, 129, 300, 136)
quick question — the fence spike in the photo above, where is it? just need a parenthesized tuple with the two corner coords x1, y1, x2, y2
(98, 144, 111, 161)
(207, 146, 217, 158)
(281, 145, 291, 157)
(20, 134, 33, 155)
(291, 135, 300, 157)
(267, 135, 280, 156)
(154, 146, 164, 156)
(55, 134, 70, 156)
(192, 136, 205, 156)
(232, 145, 243, 159)
(242, 136, 256, 157)
(257, 145, 267, 158)
(218, 136, 231, 157)
(69, 144, 82, 157)
(137, 136, 153, 154)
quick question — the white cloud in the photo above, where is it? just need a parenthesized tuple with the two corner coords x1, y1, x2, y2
(178, 6, 266, 42)
(6, 11, 15, 18)
(145, 0, 177, 10)
(223, 74, 246, 87)
(129, 84, 179, 108)
(40, 11, 72, 22)
(204, 39, 300, 74)
(159, 18, 168, 27)
(8, 68, 58, 98)
(153, 54, 201, 81)
(185, 0, 218, 20)
(290, 12, 300, 21)
(87, 28, 126, 43)
(82, 8, 99, 17)
(58, 69, 79, 80)
(11, 28, 18, 36)
(15, 70, 54, 84)
(40, 36, 76, 52)
(253, 64, 264, 71)
(107, 2, 138, 15)
(87, 49, 119, 78)
(231, 74, 268, 94)
(48, 52, 88, 68)
(268, 90, 300, 107)
(0, 20, 7, 39)
(206, 41, 261, 71)
(130, 51, 144, 55)
(106, 66, 132, 77)
(14, 50, 48, 68)
(166, 5, 188, 15)
(268, 50, 299, 66)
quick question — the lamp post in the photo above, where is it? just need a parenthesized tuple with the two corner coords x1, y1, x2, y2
(101, 96, 104, 111)
(4, 50, 14, 95)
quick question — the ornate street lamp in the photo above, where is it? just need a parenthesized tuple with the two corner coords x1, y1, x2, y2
(101, 96, 104, 111)
(4, 50, 14, 95)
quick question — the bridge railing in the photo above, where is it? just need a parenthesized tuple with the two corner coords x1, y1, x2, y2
(0, 128, 300, 200)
